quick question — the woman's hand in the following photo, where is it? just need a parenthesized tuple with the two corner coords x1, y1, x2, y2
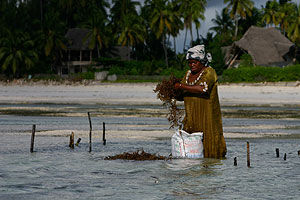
(174, 83, 182, 90)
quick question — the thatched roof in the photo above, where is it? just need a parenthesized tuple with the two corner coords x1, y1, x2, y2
(65, 28, 91, 50)
(227, 26, 295, 67)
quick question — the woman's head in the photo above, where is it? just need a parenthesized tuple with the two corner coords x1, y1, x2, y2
(186, 45, 212, 67)
(188, 59, 205, 74)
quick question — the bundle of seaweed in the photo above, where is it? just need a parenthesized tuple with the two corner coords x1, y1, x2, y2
(153, 75, 184, 128)
(104, 150, 166, 160)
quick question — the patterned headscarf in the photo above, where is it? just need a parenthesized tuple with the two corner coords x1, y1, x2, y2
(186, 45, 212, 66)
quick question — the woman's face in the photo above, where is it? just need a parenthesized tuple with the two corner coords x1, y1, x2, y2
(188, 59, 204, 74)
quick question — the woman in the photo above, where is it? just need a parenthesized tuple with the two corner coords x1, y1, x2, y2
(174, 45, 226, 158)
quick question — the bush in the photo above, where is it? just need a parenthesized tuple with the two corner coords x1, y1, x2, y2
(108, 60, 167, 76)
(160, 66, 189, 78)
(222, 65, 300, 83)
(108, 61, 142, 76)
(109, 66, 125, 75)
(239, 54, 253, 68)
(70, 72, 95, 81)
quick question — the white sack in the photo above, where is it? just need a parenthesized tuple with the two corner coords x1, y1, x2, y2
(171, 130, 204, 158)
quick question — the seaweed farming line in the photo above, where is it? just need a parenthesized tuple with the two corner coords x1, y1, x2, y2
(30, 112, 107, 153)
(26, 112, 300, 164)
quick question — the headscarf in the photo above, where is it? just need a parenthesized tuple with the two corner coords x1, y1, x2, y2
(186, 45, 212, 66)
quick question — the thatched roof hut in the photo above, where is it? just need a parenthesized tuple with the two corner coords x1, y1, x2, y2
(225, 26, 296, 68)
(65, 28, 130, 60)
(65, 28, 91, 50)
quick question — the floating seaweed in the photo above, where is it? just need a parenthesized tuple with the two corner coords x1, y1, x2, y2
(104, 150, 167, 160)
(153, 75, 184, 128)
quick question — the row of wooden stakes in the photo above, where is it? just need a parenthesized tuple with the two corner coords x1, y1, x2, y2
(30, 112, 106, 153)
(233, 142, 300, 167)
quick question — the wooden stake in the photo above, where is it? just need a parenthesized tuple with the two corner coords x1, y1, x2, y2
(103, 122, 106, 145)
(88, 112, 92, 152)
(69, 132, 74, 149)
(276, 148, 279, 157)
(234, 157, 237, 166)
(75, 138, 81, 146)
(247, 142, 250, 167)
(284, 153, 287, 160)
(30, 124, 36, 153)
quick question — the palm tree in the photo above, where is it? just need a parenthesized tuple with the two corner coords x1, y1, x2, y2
(58, 0, 86, 27)
(0, 31, 38, 77)
(40, 0, 44, 23)
(279, 0, 292, 5)
(238, 7, 264, 35)
(118, 14, 145, 60)
(167, 1, 184, 55)
(111, 0, 139, 18)
(169, 14, 184, 55)
(288, 4, 300, 44)
(224, 0, 254, 39)
(278, 2, 296, 34)
(81, 3, 110, 58)
(261, 0, 280, 27)
(200, 32, 214, 48)
(209, 8, 234, 44)
(35, 12, 67, 72)
(179, 0, 206, 50)
(148, 0, 173, 67)
(110, 0, 140, 34)
(192, 0, 206, 41)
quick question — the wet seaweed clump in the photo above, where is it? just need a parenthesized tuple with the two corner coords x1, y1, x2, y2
(153, 75, 184, 128)
(104, 150, 166, 160)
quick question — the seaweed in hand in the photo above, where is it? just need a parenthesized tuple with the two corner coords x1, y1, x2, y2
(153, 75, 184, 128)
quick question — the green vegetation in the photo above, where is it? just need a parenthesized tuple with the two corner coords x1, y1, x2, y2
(222, 65, 300, 83)
(70, 72, 95, 81)
(1, 0, 300, 83)
(106, 59, 187, 77)
(238, 54, 253, 68)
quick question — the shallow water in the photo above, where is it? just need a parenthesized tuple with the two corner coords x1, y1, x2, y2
(1, 137, 300, 199)
(1, 103, 300, 199)
(1, 113, 300, 137)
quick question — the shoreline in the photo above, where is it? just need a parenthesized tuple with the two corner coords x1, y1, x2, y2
(1, 81, 300, 106)
(1, 81, 300, 140)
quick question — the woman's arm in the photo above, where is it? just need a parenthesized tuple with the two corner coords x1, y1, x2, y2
(175, 67, 215, 94)
(174, 83, 205, 94)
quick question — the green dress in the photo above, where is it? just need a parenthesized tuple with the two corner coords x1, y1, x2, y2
(181, 67, 226, 158)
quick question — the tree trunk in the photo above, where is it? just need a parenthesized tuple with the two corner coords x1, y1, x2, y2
(234, 15, 238, 39)
(173, 36, 176, 55)
(196, 28, 200, 41)
(162, 35, 168, 67)
(127, 43, 130, 61)
(189, 24, 193, 47)
(40, 0, 43, 23)
(183, 28, 187, 52)
(97, 43, 100, 58)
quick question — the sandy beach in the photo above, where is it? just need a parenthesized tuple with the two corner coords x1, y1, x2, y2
(1, 81, 300, 106)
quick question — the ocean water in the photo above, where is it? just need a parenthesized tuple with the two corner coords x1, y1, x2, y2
(0, 136, 299, 199)
(1, 103, 300, 199)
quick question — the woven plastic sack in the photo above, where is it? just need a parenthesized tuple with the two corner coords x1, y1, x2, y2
(171, 130, 203, 158)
